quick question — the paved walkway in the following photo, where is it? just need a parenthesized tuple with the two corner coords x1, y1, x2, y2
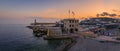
(68, 37, 120, 51)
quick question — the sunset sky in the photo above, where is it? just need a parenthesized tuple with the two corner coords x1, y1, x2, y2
(0, 0, 120, 24)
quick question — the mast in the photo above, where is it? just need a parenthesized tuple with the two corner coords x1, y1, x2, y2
(72, 11, 75, 19)
(69, 10, 70, 18)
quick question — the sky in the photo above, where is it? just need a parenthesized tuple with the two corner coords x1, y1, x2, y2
(0, 0, 120, 24)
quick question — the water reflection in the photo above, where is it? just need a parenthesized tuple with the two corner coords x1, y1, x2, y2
(32, 30, 65, 51)
(47, 40, 63, 49)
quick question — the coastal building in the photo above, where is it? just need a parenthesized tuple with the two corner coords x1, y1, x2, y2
(89, 17, 119, 23)
(61, 18, 79, 33)
(80, 17, 120, 25)
(79, 17, 120, 36)
(116, 18, 120, 23)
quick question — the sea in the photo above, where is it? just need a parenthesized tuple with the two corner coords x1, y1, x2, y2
(0, 24, 63, 51)
(1, 18, 120, 51)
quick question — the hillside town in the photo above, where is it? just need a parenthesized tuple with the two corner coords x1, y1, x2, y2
(27, 12, 120, 51)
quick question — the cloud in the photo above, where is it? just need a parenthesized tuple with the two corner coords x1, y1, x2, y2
(98, 12, 117, 17)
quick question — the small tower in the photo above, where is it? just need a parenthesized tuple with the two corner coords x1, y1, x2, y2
(34, 19, 37, 25)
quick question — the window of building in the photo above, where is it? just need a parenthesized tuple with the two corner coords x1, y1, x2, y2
(69, 20, 71, 23)
(75, 20, 78, 23)
(69, 25, 71, 27)
(72, 25, 74, 27)
(72, 20, 74, 23)
(75, 20, 76, 23)
(75, 28, 78, 31)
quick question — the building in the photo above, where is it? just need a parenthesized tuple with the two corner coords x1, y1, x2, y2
(61, 18, 79, 33)
(89, 17, 120, 23)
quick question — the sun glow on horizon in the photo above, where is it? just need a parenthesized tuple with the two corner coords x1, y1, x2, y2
(0, 0, 120, 19)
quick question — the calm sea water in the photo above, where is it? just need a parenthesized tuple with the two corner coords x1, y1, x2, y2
(1, 24, 120, 51)
(0, 24, 62, 51)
